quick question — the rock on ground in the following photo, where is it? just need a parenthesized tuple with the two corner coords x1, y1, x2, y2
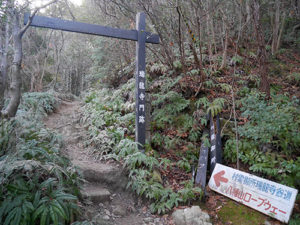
(172, 206, 212, 225)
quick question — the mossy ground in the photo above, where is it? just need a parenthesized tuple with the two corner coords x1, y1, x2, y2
(218, 200, 267, 225)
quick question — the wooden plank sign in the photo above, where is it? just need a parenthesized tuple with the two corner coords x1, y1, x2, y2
(24, 13, 159, 44)
(208, 163, 298, 223)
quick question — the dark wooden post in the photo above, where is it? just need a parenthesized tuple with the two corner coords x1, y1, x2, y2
(210, 113, 217, 174)
(195, 129, 209, 196)
(135, 12, 146, 151)
(210, 113, 223, 174)
(216, 114, 222, 164)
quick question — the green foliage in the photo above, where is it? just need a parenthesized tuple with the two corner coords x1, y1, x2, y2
(173, 60, 182, 70)
(224, 92, 300, 188)
(203, 80, 215, 89)
(195, 97, 210, 109)
(195, 97, 226, 117)
(177, 159, 191, 172)
(0, 92, 80, 225)
(178, 180, 202, 203)
(0, 161, 79, 225)
(187, 69, 200, 76)
(151, 132, 164, 148)
(287, 72, 300, 86)
(149, 63, 168, 75)
(218, 83, 232, 93)
(207, 98, 226, 117)
(0, 119, 16, 156)
(239, 93, 299, 155)
(188, 127, 201, 142)
(19, 92, 58, 118)
(237, 87, 251, 97)
(230, 55, 243, 65)
(152, 91, 189, 129)
(289, 214, 300, 225)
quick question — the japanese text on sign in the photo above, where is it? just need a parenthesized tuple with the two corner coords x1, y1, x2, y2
(208, 163, 298, 223)
(231, 173, 292, 201)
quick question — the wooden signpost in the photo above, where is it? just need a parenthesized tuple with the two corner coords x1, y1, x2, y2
(209, 113, 222, 174)
(208, 163, 298, 223)
(195, 113, 222, 192)
(195, 129, 209, 194)
(24, 13, 159, 151)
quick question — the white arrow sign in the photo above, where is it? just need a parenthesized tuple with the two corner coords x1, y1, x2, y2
(208, 163, 298, 223)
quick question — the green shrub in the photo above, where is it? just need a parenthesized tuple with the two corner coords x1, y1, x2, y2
(0, 91, 80, 224)
(239, 93, 300, 155)
(0, 119, 16, 156)
(224, 92, 300, 188)
(19, 92, 58, 118)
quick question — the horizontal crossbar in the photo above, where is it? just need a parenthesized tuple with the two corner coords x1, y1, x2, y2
(24, 13, 159, 44)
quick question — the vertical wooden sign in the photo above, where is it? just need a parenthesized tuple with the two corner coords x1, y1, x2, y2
(210, 113, 217, 173)
(216, 114, 222, 162)
(135, 12, 146, 151)
(195, 129, 209, 194)
(210, 113, 222, 174)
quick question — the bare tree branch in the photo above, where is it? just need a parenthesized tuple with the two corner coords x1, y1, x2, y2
(20, 0, 58, 36)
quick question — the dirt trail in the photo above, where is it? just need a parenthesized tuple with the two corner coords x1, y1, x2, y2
(44, 101, 167, 225)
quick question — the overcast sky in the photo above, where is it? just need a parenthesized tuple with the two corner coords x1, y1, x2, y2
(16, 0, 83, 7)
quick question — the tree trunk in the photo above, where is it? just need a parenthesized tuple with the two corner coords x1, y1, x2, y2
(1, 0, 58, 117)
(220, 10, 228, 71)
(39, 32, 52, 91)
(1, 9, 22, 117)
(0, 20, 9, 111)
(271, 0, 280, 55)
(251, 0, 270, 97)
(177, 4, 186, 72)
(53, 31, 64, 90)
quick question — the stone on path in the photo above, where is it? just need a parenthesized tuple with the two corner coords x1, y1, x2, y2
(172, 206, 212, 225)
(112, 205, 127, 216)
(72, 159, 128, 189)
(82, 185, 111, 202)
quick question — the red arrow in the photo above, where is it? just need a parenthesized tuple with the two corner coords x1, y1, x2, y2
(213, 170, 228, 187)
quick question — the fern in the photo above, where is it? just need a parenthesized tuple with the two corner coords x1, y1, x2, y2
(0, 119, 16, 155)
(152, 91, 189, 127)
(195, 97, 209, 109)
(178, 180, 202, 203)
(177, 159, 191, 172)
(218, 83, 232, 93)
(207, 98, 226, 117)
(149, 63, 168, 74)
(124, 152, 159, 171)
(204, 80, 215, 89)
